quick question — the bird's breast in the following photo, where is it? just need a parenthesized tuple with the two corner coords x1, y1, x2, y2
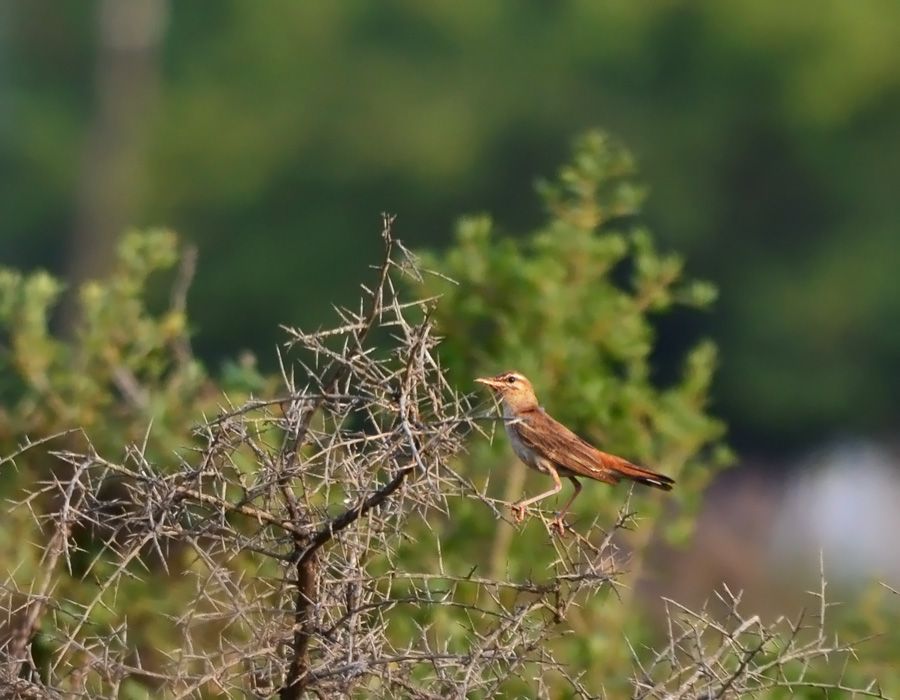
(503, 405, 552, 474)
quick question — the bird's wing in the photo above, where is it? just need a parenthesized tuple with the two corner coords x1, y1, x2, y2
(515, 408, 674, 490)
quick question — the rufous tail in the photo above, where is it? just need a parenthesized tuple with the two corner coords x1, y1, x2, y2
(607, 456, 675, 491)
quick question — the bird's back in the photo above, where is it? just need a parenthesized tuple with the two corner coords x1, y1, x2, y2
(516, 407, 674, 490)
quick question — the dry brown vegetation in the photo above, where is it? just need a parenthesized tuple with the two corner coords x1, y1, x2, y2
(1, 220, 886, 698)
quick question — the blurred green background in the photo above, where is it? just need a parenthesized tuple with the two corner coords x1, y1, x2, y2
(5, 0, 899, 450)
(3, 1, 900, 687)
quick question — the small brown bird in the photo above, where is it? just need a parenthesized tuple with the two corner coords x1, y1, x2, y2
(476, 370, 674, 532)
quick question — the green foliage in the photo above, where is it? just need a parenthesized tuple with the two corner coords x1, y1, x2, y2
(419, 130, 730, 510)
(2, 231, 197, 451)
(412, 132, 731, 692)
(0, 230, 273, 678)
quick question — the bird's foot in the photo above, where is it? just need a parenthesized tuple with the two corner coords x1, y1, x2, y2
(549, 515, 568, 536)
(510, 502, 527, 523)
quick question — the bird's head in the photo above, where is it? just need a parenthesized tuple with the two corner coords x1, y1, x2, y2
(475, 371, 539, 411)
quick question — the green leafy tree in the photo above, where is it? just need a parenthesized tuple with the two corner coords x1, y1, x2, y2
(412, 131, 730, 691)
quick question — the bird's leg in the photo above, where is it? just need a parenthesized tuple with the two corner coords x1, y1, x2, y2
(511, 463, 562, 524)
(550, 477, 582, 534)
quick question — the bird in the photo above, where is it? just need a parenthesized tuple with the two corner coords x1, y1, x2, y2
(476, 370, 674, 532)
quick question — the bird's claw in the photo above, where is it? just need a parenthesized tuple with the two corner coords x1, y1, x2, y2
(550, 516, 568, 536)
(510, 503, 567, 535)
(510, 503, 527, 523)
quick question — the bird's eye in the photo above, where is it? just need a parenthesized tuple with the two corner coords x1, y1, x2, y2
(506, 376, 517, 384)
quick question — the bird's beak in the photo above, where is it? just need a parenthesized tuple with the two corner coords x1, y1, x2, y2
(475, 376, 501, 389)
